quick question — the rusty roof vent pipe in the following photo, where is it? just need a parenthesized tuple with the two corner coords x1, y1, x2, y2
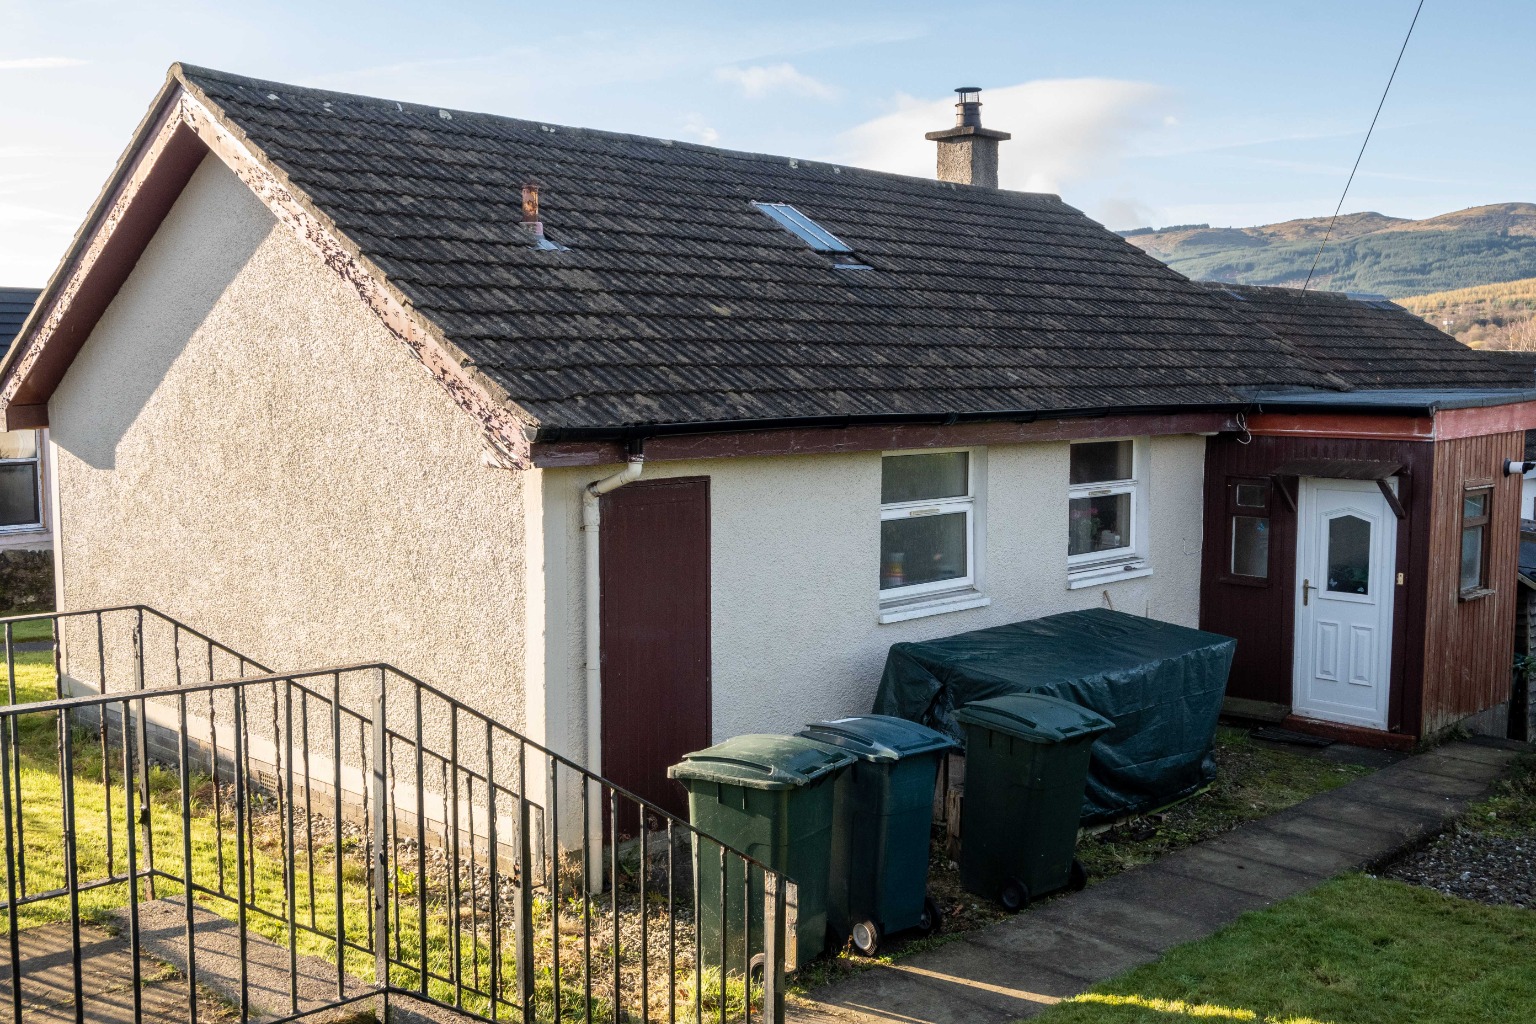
(926, 86, 1011, 189)
(521, 182, 545, 237)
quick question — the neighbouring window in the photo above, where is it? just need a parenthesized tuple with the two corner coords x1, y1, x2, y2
(1068, 440, 1138, 566)
(1460, 486, 1493, 594)
(0, 430, 41, 530)
(880, 451, 974, 599)
(1229, 478, 1271, 580)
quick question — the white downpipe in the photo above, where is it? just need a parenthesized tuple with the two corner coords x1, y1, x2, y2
(582, 452, 643, 891)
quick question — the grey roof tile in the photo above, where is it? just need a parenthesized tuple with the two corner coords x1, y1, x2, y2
(1203, 283, 1527, 390)
(177, 66, 1341, 432)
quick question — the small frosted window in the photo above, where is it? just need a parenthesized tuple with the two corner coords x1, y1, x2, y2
(1231, 516, 1269, 578)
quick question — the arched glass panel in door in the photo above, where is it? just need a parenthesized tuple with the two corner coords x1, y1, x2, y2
(1326, 514, 1372, 595)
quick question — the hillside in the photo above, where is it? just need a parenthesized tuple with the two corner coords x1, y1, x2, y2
(1121, 203, 1536, 298)
(1398, 276, 1536, 350)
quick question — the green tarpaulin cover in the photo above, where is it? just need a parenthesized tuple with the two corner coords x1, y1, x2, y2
(872, 608, 1235, 823)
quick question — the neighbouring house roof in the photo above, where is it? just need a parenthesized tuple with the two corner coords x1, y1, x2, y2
(1485, 349, 1536, 388)
(1201, 283, 1526, 391)
(0, 288, 41, 353)
(4, 64, 1347, 443)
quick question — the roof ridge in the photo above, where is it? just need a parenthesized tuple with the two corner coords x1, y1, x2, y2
(172, 63, 1061, 203)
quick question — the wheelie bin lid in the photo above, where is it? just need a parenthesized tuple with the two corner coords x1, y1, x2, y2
(798, 714, 955, 763)
(953, 693, 1114, 743)
(667, 734, 856, 791)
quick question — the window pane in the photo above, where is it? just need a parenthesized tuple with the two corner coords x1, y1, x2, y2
(0, 430, 36, 461)
(1232, 516, 1270, 577)
(1235, 483, 1267, 508)
(1461, 525, 1485, 591)
(0, 464, 39, 527)
(1069, 440, 1133, 484)
(1069, 492, 1131, 556)
(881, 452, 968, 504)
(1326, 514, 1371, 595)
(1464, 492, 1488, 519)
(880, 512, 967, 590)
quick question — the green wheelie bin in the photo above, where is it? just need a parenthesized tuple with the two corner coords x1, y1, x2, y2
(798, 715, 955, 956)
(953, 693, 1114, 911)
(668, 734, 855, 973)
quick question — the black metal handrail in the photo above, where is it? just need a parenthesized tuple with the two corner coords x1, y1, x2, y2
(0, 607, 790, 1024)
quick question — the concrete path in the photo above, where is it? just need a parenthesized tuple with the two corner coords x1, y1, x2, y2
(790, 738, 1526, 1024)
(0, 920, 218, 1024)
(119, 896, 373, 1023)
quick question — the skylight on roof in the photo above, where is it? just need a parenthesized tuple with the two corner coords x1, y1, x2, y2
(751, 202, 852, 253)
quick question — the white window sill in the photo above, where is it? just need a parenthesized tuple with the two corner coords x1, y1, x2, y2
(1067, 559, 1153, 590)
(878, 589, 991, 624)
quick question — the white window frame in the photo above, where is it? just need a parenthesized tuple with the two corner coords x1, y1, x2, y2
(1067, 437, 1150, 587)
(879, 448, 977, 602)
(0, 430, 43, 534)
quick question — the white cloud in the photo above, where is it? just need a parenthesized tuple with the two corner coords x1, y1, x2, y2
(0, 57, 87, 70)
(682, 114, 719, 145)
(838, 79, 1175, 194)
(714, 63, 837, 100)
(1092, 196, 1159, 231)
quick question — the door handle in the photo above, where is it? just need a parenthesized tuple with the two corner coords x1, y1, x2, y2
(1303, 579, 1317, 606)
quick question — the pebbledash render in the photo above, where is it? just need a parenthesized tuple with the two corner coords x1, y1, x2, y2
(5, 65, 1534, 813)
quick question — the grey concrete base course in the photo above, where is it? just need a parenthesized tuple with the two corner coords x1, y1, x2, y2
(788, 739, 1525, 1024)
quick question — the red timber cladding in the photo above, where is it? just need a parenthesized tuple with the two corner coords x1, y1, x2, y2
(1419, 430, 1523, 735)
(1200, 434, 1434, 733)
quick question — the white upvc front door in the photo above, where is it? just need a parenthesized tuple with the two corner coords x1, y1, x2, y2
(1292, 477, 1397, 730)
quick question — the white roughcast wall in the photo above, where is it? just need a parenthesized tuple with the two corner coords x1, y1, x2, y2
(534, 435, 1207, 764)
(47, 155, 528, 729)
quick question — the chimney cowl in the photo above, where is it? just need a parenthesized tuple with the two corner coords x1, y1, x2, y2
(954, 86, 983, 127)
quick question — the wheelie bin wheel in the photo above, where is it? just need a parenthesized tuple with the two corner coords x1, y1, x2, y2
(1068, 858, 1089, 892)
(999, 878, 1030, 912)
(917, 895, 943, 936)
(851, 919, 881, 957)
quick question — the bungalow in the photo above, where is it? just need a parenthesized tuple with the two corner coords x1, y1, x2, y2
(2, 66, 1530, 814)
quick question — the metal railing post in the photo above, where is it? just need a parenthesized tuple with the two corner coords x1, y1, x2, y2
(372, 668, 391, 1009)
(133, 618, 156, 898)
(515, 741, 535, 1016)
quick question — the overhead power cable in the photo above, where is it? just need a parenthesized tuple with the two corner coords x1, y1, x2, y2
(1303, 0, 1426, 290)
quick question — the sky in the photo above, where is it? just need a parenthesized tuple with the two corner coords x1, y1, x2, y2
(2, 0, 1533, 284)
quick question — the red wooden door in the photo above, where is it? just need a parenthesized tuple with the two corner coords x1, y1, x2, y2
(600, 477, 712, 823)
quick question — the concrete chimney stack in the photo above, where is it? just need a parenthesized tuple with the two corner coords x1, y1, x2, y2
(925, 87, 1011, 189)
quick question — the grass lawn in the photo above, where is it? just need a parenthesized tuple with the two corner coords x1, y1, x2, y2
(1034, 873, 1536, 1024)
(0, 613, 54, 645)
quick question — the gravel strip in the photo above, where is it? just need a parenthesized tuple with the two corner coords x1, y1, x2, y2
(1382, 827, 1536, 910)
